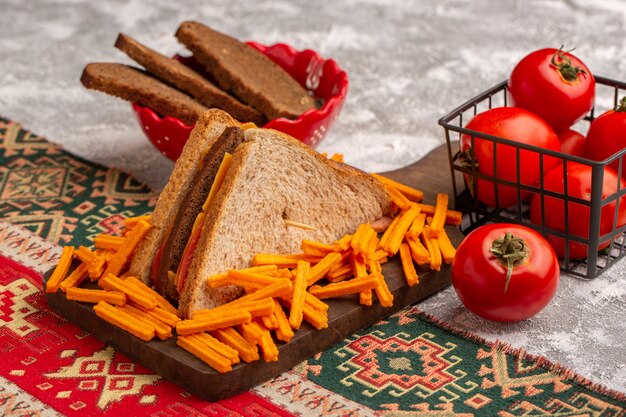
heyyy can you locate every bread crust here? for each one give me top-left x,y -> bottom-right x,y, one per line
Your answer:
129,109 -> 240,283
80,63 -> 207,125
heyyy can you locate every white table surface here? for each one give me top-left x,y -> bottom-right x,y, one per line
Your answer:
1,0 -> 624,393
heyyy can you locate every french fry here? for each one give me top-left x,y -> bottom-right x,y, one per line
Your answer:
224,270 -> 290,290
93,301 -> 155,342
406,237 -> 431,265
283,299 -> 328,329
273,300 -> 294,342
176,310 -> 252,335
309,275 -> 379,299
145,305 -> 181,327
406,212 -> 427,241
119,304 -> 172,340
104,220 -> 151,277
363,232 -> 380,262
332,234 -> 353,252
351,254 -> 372,306
229,280 -> 293,305
124,215 -> 151,229
60,263 -> 89,292
99,273 -> 157,310
194,297 -> 275,320
399,243 -> 419,286
177,335 -> 232,373
94,235 -> 125,251
257,326 -> 279,362
306,252 -> 342,286
350,223 -> 372,255
372,250 -> 388,263
327,264 -> 354,282
190,332 -> 239,365
385,204 -> 421,255
46,246 -> 75,293
386,184 -> 412,210
66,287 -> 127,305
207,265 -> 280,288
289,260 -> 309,330
238,321 -> 264,345
277,268 -> 292,279
421,225 -> 442,271
429,193 -> 448,238
124,276 -> 179,316
369,260 -> 393,307
251,253 -> 321,268
436,227 -> 457,264
371,173 -> 424,202
212,327 -> 260,363
260,313 -> 279,330
74,246 -> 106,280
378,215 -> 401,252
305,293 -> 329,312
328,249 -> 353,273
301,240 -> 334,257
415,203 -> 462,226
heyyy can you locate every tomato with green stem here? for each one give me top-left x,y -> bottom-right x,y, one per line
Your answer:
452,223 -> 559,322
585,97 -> 626,178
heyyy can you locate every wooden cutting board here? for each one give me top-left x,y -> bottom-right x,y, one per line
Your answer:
44,143 -> 464,401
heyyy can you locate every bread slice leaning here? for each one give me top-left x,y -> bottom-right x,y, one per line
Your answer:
129,109 -> 240,283
178,128 -> 391,317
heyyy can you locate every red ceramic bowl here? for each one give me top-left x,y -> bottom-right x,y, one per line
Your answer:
132,42 -> 348,160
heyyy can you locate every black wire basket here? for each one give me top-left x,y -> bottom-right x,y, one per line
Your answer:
439,76 -> 626,279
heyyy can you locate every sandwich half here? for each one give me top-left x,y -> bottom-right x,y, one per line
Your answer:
130,109 -> 390,317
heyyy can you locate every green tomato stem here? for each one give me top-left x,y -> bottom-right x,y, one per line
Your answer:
489,232 -> 530,293
616,97 -> 626,113
551,46 -> 586,83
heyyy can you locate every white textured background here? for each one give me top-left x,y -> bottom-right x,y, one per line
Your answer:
1,0 -> 624,393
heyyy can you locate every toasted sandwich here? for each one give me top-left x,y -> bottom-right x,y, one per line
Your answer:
130,109 -> 390,317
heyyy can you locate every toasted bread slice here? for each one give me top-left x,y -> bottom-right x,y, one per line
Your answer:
178,127 -> 390,317
80,63 -> 207,125
175,21 -> 317,120
129,109 -> 240,283
115,33 -> 266,125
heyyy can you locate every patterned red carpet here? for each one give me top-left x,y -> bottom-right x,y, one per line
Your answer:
0,117 -> 623,416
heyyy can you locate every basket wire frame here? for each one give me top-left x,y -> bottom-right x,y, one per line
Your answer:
439,76 -> 626,279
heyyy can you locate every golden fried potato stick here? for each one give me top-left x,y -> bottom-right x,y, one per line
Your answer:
144,305 -> 181,328
93,235 -> 125,251
189,332 -> 239,365
399,243 -> 419,286
177,335 -> 232,373
429,193 -> 448,238
176,310 -> 252,335
273,300 -> 294,342
60,263 -> 89,292
371,173 -> 424,202
222,270 -> 290,290
350,223 -> 371,255
212,327 -> 260,363
93,301 -> 155,342
237,321 -> 264,345
421,225 -> 442,271
369,260 -> 393,307
309,275 -> 379,300
74,246 -> 106,280
124,215 -> 151,230
405,212 -> 427,241
289,260 -> 309,330
406,237 -> 431,265
124,276 -> 179,316
103,220 -> 151,277
260,313 -> 279,330
194,297 -> 275,320
385,184 -> 412,210
119,304 -> 172,340
306,252 -> 342,286
351,253 -> 372,306
305,293 -> 329,312
385,204 -> 421,255
251,253 -> 322,268
332,234 -> 353,252
327,264 -> 353,283
99,273 -> 157,310
207,265 -> 280,288
435,227 -> 457,264
257,325 -> 279,362
230,280 -> 293,306
301,240 -> 335,257
46,246 -> 74,293
378,215 -> 400,252
414,203 -> 462,226
283,299 -> 328,330
66,287 -> 126,306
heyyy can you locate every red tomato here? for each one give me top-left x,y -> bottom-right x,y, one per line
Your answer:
460,107 -> 560,208
452,223 -> 559,322
508,48 -> 595,132
529,162 -> 626,259
584,97 -> 626,178
558,129 -> 586,157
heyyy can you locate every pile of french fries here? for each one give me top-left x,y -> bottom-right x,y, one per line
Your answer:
45,175 -> 462,374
